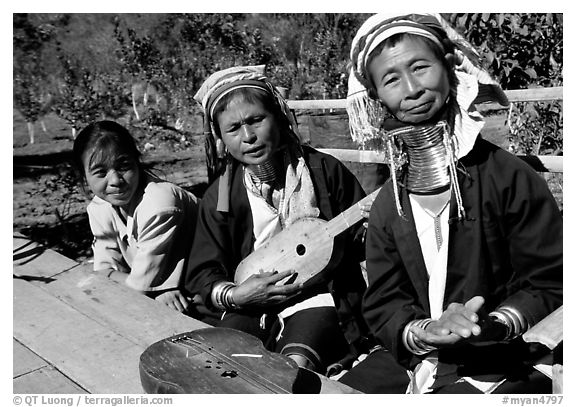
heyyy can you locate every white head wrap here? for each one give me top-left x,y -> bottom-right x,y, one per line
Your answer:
194,65 -> 302,147
194,65 -> 303,212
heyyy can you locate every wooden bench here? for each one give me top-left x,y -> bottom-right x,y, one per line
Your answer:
13,86 -> 561,394
13,233 -> 209,393
13,233 -> 359,394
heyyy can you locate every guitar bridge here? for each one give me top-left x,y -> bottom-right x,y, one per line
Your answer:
169,334 -> 193,343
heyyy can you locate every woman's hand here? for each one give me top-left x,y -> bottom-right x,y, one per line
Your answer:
359,199 -> 374,229
411,296 -> 485,348
359,201 -> 372,220
155,289 -> 191,312
231,270 -> 303,308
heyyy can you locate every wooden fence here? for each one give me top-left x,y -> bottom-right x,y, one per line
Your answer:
287,86 -> 563,173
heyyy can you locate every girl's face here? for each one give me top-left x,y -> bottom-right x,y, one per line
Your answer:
368,36 -> 451,124
215,96 -> 282,166
83,147 -> 140,208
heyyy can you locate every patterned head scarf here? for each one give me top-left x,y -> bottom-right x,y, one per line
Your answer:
194,65 -> 302,212
347,13 -> 509,160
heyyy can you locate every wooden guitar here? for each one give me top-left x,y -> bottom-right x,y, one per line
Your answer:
234,187 -> 381,286
139,327 -> 322,394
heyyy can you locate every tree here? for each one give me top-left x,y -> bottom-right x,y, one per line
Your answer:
443,13 -> 563,156
51,48 -> 125,138
12,13 -> 563,155
113,16 -> 165,121
444,13 -> 562,89
13,14 -> 58,144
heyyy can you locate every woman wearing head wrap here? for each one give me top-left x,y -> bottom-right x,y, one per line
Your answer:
184,65 -> 372,374
338,14 -> 562,393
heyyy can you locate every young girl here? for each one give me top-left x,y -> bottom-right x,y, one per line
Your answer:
73,120 -> 199,313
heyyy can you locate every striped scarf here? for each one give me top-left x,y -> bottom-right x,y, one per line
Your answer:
193,65 -> 303,212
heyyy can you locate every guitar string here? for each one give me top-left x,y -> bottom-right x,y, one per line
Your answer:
241,188 -> 382,279
325,187 -> 381,237
171,337 -> 283,392
182,338 -> 291,393
175,337 -> 292,393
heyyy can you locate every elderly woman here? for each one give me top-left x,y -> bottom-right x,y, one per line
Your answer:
184,65 -> 371,375
337,13 -> 563,393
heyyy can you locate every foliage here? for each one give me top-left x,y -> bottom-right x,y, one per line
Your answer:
13,13 -> 564,262
508,101 -> 563,155
444,13 -> 562,89
13,13 -> 563,156
42,167 -> 78,224
258,14 -> 369,99
445,13 -> 563,154
444,13 -> 563,155
13,56 -> 43,125
50,47 -> 128,137
13,14 -> 59,142
110,13 -> 277,129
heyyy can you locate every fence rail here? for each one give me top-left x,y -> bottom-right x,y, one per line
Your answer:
287,86 -> 563,111
316,148 -> 563,173
288,87 -> 563,173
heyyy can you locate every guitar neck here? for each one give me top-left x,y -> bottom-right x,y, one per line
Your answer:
325,187 -> 381,238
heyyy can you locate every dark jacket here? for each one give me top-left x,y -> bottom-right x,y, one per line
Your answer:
185,145 -> 371,350
364,137 -> 563,373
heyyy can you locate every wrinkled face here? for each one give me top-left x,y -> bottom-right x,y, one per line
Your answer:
216,96 -> 282,166
368,36 -> 450,124
83,148 -> 140,208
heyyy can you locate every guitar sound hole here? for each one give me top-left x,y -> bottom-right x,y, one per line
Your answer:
221,370 -> 238,378
296,244 -> 306,256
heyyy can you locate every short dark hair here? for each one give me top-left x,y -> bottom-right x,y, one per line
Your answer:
72,120 -> 143,195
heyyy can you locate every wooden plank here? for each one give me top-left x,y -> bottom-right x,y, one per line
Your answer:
287,87 -> 563,111
33,270 -> 358,393
318,148 -> 562,173
15,275 -> 358,394
13,339 -> 49,378
298,110 -> 508,146
13,233 -> 208,347
13,236 -> 358,393
38,266 -> 210,348
289,99 -> 348,110
13,233 -> 80,279
482,113 -> 509,148
518,155 -> 563,173
317,376 -> 361,394
14,366 -> 88,394
318,148 -> 387,163
297,110 -> 561,173
505,87 -> 563,103
523,306 -> 563,350
13,278 -> 145,393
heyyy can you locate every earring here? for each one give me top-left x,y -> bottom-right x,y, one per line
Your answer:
216,138 -> 226,159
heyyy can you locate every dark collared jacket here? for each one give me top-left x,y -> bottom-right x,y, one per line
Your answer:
185,145 -> 371,351
364,137 -> 563,375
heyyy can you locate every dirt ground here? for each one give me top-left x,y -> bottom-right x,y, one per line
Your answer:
13,109 -> 563,263
13,110 -> 209,261
12,110 -> 361,262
